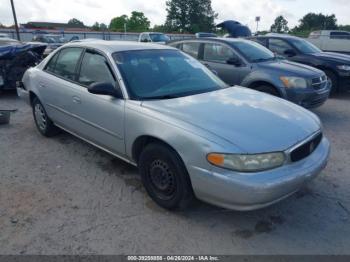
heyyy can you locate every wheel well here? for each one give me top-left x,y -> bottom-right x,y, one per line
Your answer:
29,91 -> 38,106
132,136 -> 177,164
248,81 -> 281,96
316,66 -> 337,76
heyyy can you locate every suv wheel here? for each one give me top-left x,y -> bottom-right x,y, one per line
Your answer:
324,70 -> 338,94
138,143 -> 194,210
254,85 -> 280,97
32,97 -> 60,137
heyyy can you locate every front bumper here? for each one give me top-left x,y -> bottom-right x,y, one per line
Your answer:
284,82 -> 331,109
188,137 -> 330,211
16,81 -> 31,105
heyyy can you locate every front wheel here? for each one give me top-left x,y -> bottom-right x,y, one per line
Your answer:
32,97 -> 60,137
138,143 -> 194,210
324,70 -> 338,94
254,85 -> 280,97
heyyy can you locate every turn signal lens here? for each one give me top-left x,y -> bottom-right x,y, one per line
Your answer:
207,153 -> 225,166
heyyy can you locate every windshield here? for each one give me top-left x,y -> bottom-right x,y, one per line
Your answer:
231,40 -> 275,62
289,38 -> 321,54
113,49 -> 228,100
150,34 -> 170,42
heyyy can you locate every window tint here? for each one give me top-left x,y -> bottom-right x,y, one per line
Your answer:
203,43 -> 235,63
252,38 -> 268,47
182,42 -> 200,58
269,39 -> 293,55
330,32 -> 350,39
78,51 -> 115,86
53,48 -> 83,81
45,51 -> 60,73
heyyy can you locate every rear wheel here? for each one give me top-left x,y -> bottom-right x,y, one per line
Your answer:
138,143 -> 194,210
254,85 -> 280,97
324,70 -> 338,94
32,97 -> 60,137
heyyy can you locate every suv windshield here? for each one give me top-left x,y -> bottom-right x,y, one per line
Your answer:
150,34 -> 170,42
113,49 -> 228,100
231,40 -> 275,62
289,38 -> 321,54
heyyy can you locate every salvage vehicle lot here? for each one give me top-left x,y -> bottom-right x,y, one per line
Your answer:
0,91 -> 350,254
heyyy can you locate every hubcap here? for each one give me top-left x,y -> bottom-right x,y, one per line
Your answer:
149,159 -> 176,200
34,103 -> 47,130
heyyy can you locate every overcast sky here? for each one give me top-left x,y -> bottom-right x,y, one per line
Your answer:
0,0 -> 349,31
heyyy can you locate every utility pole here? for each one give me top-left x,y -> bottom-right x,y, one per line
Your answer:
10,0 -> 21,41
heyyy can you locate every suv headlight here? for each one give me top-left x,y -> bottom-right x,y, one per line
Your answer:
337,65 -> 350,71
207,152 -> 286,172
280,76 -> 308,88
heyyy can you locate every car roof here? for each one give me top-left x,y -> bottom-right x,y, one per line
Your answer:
254,34 -> 301,40
64,40 -> 175,53
172,37 -> 252,44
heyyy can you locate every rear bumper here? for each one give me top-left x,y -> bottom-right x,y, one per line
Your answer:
188,137 -> 330,211
16,81 -> 31,105
284,83 -> 331,108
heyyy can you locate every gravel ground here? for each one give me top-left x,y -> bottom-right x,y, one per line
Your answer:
0,91 -> 350,255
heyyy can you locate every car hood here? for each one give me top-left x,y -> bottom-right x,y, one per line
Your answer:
311,52 -> 350,64
141,87 -> 320,153
259,60 -> 323,77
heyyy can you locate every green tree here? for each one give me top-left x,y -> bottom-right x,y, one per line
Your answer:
68,18 -> 85,27
128,11 -> 150,32
295,13 -> 337,31
100,23 -> 108,31
92,22 -> 100,31
165,0 -> 217,33
109,15 -> 128,31
270,16 -> 289,33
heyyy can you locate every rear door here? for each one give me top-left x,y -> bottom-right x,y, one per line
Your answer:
38,47 -> 84,127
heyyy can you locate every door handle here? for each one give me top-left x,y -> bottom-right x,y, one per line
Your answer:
72,96 -> 81,104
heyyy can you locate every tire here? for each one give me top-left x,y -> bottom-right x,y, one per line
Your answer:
32,97 -> 60,137
324,70 -> 338,95
138,143 -> 194,210
254,85 -> 280,97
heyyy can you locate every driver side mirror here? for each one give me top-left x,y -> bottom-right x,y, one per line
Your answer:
284,49 -> 296,57
227,57 -> 242,66
88,82 -> 123,98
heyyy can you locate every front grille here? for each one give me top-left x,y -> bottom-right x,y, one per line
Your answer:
312,75 -> 328,90
290,133 -> 323,162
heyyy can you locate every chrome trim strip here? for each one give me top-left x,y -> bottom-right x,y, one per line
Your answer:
54,123 -> 137,167
47,103 -> 123,140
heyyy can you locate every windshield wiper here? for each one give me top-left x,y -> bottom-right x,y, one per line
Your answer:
142,94 -> 180,100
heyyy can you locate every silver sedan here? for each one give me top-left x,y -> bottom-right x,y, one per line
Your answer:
17,41 -> 330,211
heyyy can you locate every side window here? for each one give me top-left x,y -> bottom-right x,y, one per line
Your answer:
203,43 -> 235,63
53,48 -> 83,81
182,42 -> 200,58
330,32 -> 350,40
45,51 -> 60,73
253,38 -> 268,47
78,50 -> 115,86
269,39 -> 293,55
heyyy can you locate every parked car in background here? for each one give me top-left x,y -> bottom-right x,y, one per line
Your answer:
169,38 -> 331,108
138,32 -> 170,44
307,30 -> 350,54
251,34 -> 350,93
0,42 -> 46,90
17,41 -> 330,211
30,34 -> 66,56
195,32 -> 217,38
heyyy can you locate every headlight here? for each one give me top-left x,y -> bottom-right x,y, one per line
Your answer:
280,76 -> 308,88
337,65 -> 350,71
207,152 -> 286,172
